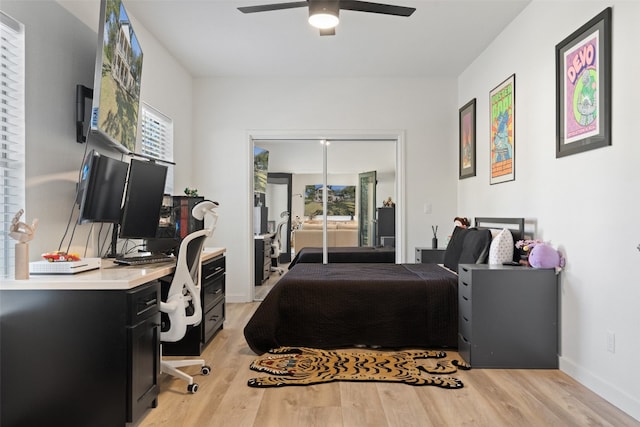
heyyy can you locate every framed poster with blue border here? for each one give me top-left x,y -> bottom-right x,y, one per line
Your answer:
555,7 -> 612,158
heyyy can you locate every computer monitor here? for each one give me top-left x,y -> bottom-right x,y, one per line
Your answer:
119,159 -> 168,239
77,149 -> 128,224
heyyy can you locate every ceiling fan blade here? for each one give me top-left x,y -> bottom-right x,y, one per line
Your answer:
238,1 -> 308,14
339,0 -> 415,17
319,27 -> 336,36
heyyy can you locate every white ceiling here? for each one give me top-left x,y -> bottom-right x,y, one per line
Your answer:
60,0 -> 531,78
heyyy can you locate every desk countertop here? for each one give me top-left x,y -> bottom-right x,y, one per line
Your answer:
0,247 -> 225,291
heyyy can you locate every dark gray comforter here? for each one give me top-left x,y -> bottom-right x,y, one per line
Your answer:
244,263 -> 458,354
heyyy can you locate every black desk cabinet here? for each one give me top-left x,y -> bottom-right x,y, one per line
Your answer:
0,281 -> 160,427
457,264 -> 559,368
255,235 -> 271,285
162,253 -> 226,356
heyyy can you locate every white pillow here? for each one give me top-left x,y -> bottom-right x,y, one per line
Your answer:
488,228 -> 514,264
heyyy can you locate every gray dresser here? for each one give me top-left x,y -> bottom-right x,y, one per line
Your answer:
457,264 -> 559,368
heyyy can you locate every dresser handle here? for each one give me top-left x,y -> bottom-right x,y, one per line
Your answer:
461,281 -> 469,287
463,316 -> 469,322
462,296 -> 468,301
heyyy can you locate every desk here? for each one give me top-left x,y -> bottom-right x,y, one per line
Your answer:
0,248 -> 225,427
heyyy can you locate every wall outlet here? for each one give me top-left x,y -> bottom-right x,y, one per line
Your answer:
606,331 -> 615,353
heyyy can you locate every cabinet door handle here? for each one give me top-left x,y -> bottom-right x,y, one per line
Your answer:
461,281 -> 469,287
462,296 -> 469,301
144,298 -> 157,307
463,315 -> 469,322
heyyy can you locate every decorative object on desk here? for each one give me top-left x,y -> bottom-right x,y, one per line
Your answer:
555,7 -> 611,158
459,98 -> 476,179
383,196 -> 395,207
9,209 -> 39,280
490,74 -> 515,185
184,187 -> 199,197
516,240 -> 565,272
248,347 -> 469,388
431,225 -> 438,249
41,251 -> 81,262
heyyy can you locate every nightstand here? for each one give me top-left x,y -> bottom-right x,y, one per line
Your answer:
457,264 -> 559,368
415,247 -> 445,263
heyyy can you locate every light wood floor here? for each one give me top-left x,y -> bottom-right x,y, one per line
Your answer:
138,302 -> 639,427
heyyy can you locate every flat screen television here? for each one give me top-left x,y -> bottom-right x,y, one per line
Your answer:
119,159 -> 168,239
89,0 -> 143,153
77,149 -> 129,224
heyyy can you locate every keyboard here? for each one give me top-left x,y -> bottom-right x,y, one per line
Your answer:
114,253 -> 175,266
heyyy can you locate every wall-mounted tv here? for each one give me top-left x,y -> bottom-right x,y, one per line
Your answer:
77,149 -> 129,224
90,0 -> 143,153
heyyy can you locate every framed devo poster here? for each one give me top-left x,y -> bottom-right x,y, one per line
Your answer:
489,74 -> 515,185
555,7 -> 612,158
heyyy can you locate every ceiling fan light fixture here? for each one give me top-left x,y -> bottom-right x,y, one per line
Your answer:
308,2 -> 339,29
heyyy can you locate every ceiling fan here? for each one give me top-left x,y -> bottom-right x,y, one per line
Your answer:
238,0 -> 416,36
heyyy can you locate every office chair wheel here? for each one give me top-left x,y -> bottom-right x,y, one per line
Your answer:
188,383 -> 199,393
201,365 -> 211,375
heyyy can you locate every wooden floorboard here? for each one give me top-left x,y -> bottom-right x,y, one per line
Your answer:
138,302 -> 639,427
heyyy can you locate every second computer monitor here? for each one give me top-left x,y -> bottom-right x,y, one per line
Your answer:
119,159 -> 168,240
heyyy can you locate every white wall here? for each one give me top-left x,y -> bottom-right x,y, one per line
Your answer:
192,77 -> 459,302
2,0 -> 194,260
458,1 -> 640,419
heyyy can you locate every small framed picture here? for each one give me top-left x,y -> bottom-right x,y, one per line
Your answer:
490,74 -> 515,185
555,7 -> 612,158
459,98 -> 476,179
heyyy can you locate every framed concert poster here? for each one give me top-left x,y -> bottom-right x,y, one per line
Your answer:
489,74 -> 515,185
555,7 -> 612,158
459,98 -> 476,179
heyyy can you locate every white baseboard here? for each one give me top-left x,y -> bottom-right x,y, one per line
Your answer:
560,356 -> 640,422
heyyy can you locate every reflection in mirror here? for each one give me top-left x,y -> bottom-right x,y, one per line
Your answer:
252,139 -> 396,301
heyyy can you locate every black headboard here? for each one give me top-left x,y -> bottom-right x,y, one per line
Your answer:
474,217 -> 525,243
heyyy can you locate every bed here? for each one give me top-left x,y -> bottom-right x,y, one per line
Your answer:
244,217 -> 525,355
288,246 -> 395,268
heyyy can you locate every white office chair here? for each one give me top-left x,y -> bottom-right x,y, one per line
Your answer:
160,200 -> 219,393
269,211 -> 289,275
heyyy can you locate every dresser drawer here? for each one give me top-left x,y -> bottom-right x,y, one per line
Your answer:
203,300 -> 225,343
458,333 -> 471,363
202,255 -> 225,282
458,308 -> 472,341
458,264 -> 473,284
128,281 -> 160,326
203,276 -> 224,313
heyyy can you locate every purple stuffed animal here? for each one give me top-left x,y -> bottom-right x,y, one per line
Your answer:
528,243 -> 565,270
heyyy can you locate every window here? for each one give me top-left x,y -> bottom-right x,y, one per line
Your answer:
1,12 -> 25,278
140,102 -> 174,194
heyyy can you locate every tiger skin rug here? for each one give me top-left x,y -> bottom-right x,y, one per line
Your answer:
247,347 -> 470,389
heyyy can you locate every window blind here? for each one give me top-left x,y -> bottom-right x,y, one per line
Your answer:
140,102 -> 174,194
1,12 -> 25,278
